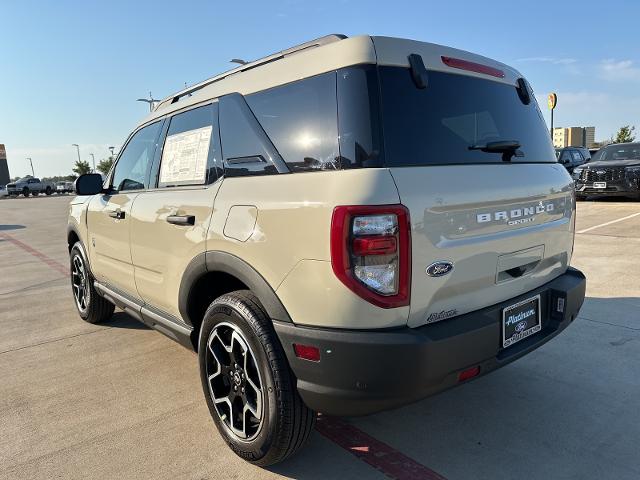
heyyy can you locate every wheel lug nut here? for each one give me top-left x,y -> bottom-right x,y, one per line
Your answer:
241,387 -> 245,393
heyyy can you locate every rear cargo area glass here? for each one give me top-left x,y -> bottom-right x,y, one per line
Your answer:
378,67 -> 556,166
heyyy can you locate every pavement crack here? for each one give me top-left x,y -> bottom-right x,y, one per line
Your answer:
579,315 -> 640,332
0,328 -> 106,355
0,276 -> 68,296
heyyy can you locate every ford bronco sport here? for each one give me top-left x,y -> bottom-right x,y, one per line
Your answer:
68,34 -> 586,466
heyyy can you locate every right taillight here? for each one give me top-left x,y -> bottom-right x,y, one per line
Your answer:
330,205 -> 411,308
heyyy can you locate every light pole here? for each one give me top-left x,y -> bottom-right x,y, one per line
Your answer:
136,91 -> 160,112
108,146 -> 115,158
26,158 -> 35,176
89,153 -> 95,173
71,144 -> 81,164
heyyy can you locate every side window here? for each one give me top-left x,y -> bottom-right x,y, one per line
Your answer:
559,150 -> 572,163
157,104 -> 219,187
246,72 -> 339,172
112,121 -> 162,192
572,150 -> 583,162
219,94 -> 285,177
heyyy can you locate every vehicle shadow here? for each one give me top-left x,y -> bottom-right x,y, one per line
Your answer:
271,296 -> 639,480
0,224 -> 26,231
108,311 -> 150,330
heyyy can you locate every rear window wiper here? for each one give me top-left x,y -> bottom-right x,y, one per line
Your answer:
468,140 -> 523,162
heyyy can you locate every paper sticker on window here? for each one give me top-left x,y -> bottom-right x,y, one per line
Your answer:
160,125 -> 212,184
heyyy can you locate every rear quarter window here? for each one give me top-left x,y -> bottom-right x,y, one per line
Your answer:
246,72 -> 339,172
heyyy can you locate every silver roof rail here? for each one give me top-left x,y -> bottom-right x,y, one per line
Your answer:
155,34 -> 347,111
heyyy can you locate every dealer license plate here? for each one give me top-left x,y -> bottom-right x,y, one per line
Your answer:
502,295 -> 541,348
593,182 -> 606,189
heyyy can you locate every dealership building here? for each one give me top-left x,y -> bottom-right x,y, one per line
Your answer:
552,127 -> 596,149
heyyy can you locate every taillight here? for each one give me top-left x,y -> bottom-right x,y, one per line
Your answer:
330,205 -> 411,308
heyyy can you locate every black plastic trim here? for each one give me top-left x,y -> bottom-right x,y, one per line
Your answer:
177,251 -> 293,328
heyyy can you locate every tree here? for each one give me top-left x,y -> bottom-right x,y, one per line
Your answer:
96,156 -> 114,175
73,160 -> 91,176
613,125 -> 636,144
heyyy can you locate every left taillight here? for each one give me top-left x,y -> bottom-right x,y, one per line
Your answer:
330,205 -> 411,308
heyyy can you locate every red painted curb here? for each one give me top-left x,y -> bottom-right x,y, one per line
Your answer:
0,233 -> 69,277
316,416 -> 447,480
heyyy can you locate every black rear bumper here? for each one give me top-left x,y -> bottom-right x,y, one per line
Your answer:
274,267 -> 586,417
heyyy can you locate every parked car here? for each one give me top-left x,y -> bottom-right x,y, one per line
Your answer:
555,147 -> 590,174
67,34 -> 586,466
56,181 -> 74,194
574,142 -> 640,200
6,176 -> 54,196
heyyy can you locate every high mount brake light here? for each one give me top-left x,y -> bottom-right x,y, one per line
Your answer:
330,205 -> 411,308
441,56 -> 505,78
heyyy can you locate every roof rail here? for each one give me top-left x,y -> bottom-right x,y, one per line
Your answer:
155,34 -> 348,111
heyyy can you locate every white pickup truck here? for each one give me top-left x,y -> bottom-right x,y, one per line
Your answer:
6,177 -> 55,197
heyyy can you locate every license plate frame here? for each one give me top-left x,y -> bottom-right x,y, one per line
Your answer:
593,182 -> 607,189
502,295 -> 542,349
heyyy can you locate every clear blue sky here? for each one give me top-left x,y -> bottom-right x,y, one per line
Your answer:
2,0 -> 638,178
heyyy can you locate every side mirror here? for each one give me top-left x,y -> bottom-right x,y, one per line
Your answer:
74,173 -> 104,195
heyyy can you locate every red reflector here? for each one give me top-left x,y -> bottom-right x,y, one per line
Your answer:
352,235 -> 397,256
441,56 -> 505,78
458,366 -> 481,382
293,344 -> 321,362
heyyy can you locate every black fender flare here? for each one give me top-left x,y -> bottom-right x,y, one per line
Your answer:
178,251 -> 293,327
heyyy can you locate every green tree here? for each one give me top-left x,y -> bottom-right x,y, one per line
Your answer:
73,160 -> 91,176
613,125 -> 636,143
96,156 -> 114,175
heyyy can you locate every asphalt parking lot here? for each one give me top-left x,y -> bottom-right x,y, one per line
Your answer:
1,195 -> 639,480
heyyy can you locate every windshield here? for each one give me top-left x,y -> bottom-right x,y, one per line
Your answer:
378,67 -> 556,166
592,144 -> 640,161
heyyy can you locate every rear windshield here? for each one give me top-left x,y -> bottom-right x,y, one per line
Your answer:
378,67 -> 556,166
592,144 -> 640,161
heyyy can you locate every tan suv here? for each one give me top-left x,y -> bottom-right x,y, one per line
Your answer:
68,34 -> 586,465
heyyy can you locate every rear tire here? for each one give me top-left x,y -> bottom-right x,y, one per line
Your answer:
45,186 -> 52,195
70,242 -> 114,324
198,290 -> 315,466
22,188 -> 29,197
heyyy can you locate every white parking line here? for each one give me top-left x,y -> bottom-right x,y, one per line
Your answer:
577,212 -> 640,234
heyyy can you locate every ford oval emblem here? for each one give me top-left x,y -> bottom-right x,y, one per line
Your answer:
426,261 -> 454,277
515,321 -> 527,333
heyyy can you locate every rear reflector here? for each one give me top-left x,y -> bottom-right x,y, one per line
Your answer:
293,344 -> 321,362
352,235 -> 397,256
441,56 -> 505,78
458,366 -> 481,382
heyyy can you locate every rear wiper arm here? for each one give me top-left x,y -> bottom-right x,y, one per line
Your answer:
468,140 -> 522,162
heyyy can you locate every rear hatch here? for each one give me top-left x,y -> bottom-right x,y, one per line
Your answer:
372,38 -> 575,327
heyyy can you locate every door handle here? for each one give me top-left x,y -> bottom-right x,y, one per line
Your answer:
108,209 -> 125,219
166,214 -> 195,226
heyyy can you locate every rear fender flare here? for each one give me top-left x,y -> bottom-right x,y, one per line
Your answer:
178,251 -> 292,327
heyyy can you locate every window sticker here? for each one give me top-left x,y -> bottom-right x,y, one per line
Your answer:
160,125 -> 212,184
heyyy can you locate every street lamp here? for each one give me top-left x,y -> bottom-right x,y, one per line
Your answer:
108,146 -> 116,158
136,91 -> 160,112
71,144 -> 81,164
26,158 -> 34,176
89,153 -> 95,173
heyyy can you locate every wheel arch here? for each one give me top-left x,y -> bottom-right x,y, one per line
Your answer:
179,251 -> 293,350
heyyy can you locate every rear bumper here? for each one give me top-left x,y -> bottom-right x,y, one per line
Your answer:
274,267 -> 586,416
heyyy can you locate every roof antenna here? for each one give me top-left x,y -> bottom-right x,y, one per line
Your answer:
230,58 -> 248,65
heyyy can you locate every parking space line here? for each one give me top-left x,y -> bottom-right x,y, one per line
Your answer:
316,416 -> 447,480
0,233 -> 69,277
577,212 -> 640,234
